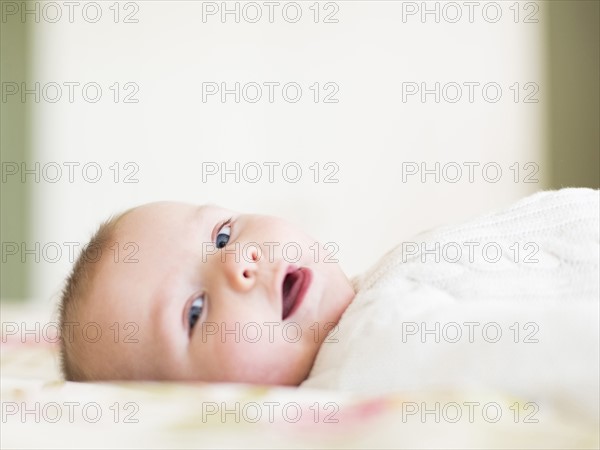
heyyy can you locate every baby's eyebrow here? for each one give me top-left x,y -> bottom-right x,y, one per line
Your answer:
147,272 -> 199,365
149,204 -> 210,347
197,203 -> 212,216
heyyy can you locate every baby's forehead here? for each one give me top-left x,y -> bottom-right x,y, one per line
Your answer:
113,202 -> 196,236
80,272 -> 169,373
86,201 -> 234,339
121,202 -> 227,224
75,307 -> 169,380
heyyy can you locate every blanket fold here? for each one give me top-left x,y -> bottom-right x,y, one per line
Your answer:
303,188 -> 600,423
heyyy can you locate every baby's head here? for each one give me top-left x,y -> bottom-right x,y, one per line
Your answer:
59,202 -> 355,385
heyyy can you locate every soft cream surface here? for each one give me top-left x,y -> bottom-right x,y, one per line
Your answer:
304,188 -> 600,424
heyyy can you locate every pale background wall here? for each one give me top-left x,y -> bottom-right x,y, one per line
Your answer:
4,1 -> 595,304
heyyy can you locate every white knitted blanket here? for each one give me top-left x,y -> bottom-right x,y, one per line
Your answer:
302,188 -> 600,422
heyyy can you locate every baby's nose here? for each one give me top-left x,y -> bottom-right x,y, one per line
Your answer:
223,244 -> 260,291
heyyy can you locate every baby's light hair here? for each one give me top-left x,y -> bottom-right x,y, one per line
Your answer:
58,208 -> 132,381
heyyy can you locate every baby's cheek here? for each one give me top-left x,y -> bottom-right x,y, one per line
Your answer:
207,331 -> 310,385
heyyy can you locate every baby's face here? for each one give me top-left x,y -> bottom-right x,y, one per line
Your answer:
80,202 -> 355,384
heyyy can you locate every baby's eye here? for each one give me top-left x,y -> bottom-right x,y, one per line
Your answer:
215,220 -> 232,249
188,295 -> 205,333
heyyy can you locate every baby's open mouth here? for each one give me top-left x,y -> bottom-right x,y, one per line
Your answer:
281,267 -> 312,320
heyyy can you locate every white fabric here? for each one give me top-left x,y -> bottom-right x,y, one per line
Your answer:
302,188 -> 600,421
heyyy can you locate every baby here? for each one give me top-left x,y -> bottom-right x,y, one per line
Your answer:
59,189 -> 600,421
58,202 -> 356,385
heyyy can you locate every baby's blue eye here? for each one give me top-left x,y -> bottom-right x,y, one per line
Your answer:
188,296 -> 204,332
215,224 -> 231,249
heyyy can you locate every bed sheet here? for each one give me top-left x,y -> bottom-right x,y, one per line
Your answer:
1,303 -> 598,449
